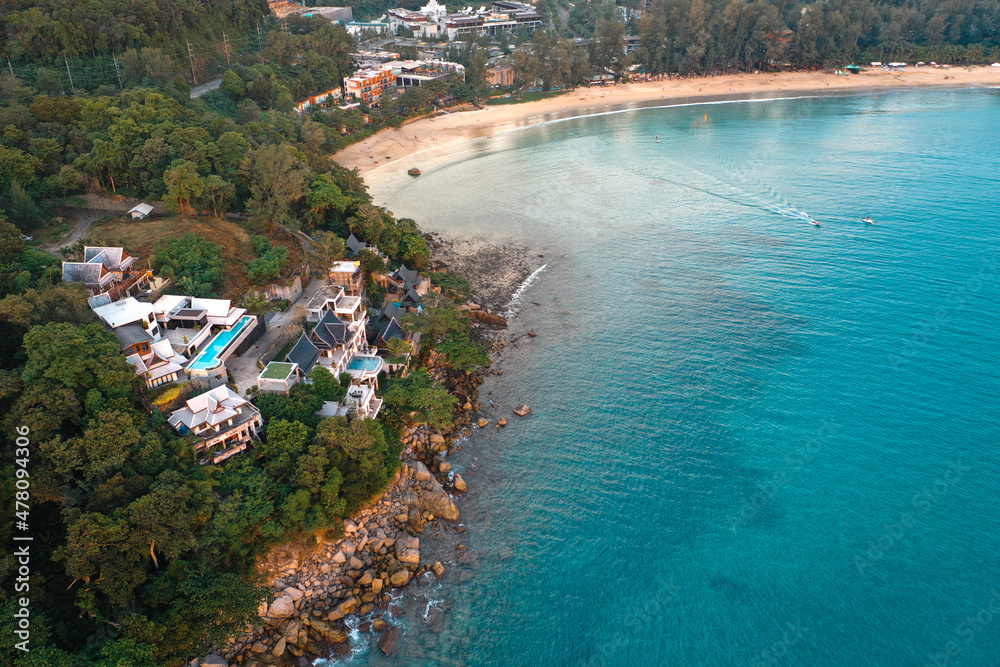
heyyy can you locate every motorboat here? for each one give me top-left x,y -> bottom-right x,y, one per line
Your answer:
862,216 -> 874,224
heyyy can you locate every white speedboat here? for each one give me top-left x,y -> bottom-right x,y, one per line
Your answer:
862,216 -> 874,224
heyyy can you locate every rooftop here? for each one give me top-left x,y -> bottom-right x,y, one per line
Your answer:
260,361 -> 297,380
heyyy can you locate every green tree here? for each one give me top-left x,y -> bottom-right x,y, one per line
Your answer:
163,160 -> 205,216
382,369 -> 457,430
242,143 -> 310,237
153,233 -> 225,297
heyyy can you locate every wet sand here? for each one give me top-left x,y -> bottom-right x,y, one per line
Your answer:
333,66 -> 1000,175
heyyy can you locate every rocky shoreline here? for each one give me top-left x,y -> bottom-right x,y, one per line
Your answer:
197,242 -> 536,667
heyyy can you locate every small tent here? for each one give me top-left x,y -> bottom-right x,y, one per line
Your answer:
128,203 -> 155,220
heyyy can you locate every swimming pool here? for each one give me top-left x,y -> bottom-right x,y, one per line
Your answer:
188,315 -> 255,371
346,355 -> 383,374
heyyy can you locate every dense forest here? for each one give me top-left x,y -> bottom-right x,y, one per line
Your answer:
0,9 -> 489,667
454,0 -> 1000,92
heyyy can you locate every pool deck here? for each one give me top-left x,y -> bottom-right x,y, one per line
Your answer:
188,315 -> 256,372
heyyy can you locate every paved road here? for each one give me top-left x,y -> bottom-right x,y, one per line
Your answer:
556,2 -> 570,31
227,278 -> 327,393
190,78 -> 222,98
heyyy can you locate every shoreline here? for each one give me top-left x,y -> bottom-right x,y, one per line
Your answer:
214,241 -> 533,666
332,66 -> 1000,175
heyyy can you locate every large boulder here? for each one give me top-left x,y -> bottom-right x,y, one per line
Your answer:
396,535 -> 420,564
271,638 -> 286,658
412,468 -> 460,522
283,587 -> 303,602
280,619 -> 302,644
200,656 -> 228,667
327,597 -> 358,621
513,404 -> 531,416
380,626 -> 401,656
310,619 -> 348,643
390,570 -> 412,587
453,474 -> 467,493
267,595 -> 295,620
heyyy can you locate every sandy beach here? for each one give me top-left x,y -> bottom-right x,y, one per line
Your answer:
333,66 -> 1000,174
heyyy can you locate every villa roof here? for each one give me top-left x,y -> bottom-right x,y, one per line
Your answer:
92,297 -> 154,329
375,301 -> 403,326
346,234 -> 365,253
63,261 -> 109,286
153,294 -> 189,316
400,287 -> 422,306
189,297 -> 232,318
115,323 -> 153,349
394,264 -> 424,288
331,260 -> 361,274
168,385 -> 255,431
311,310 -> 351,348
379,316 -> 408,344
84,246 -> 135,271
287,334 -> 321,372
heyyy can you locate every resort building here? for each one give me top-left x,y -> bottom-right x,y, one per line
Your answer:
388,0 -> 540,39
257,361 -> 301,395
329,260 -> 364,296
344,68 -> 394,106
486,66 -> 514,87
287,307 -> 370,377
294,88 -> 343,114
381,264 -> 430,303
387,60 -> 465,87
168,385 -> 263,464
62,246 -> 152,301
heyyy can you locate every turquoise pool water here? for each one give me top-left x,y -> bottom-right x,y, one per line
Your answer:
347,355 -> 383,373
188,315 -> 254,371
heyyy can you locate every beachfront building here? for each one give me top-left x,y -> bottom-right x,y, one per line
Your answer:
62,245 -> 152,301
381,264 -> 430,302
346,233 -> 384,258
388,59 -> 465,87
295,88 -> 343,114
168,385 -> 262,464
286,307 -> 370,377
344,68 -> 394,106
486,66 -> 514,87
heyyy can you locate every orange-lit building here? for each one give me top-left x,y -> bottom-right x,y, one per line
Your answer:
344,68 -> 394,105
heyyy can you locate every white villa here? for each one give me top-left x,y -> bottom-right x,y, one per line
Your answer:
287,283 -> 383,378
168,385 -> 263,464
317,380 -> 383,420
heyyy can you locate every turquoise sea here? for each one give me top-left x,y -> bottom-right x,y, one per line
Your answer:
345,89 -> 1000,666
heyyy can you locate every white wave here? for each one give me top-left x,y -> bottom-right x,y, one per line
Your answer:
505,263 -> 548,317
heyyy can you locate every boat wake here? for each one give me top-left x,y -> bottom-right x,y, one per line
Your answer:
504,263 -> 548,317
638,163 -> 818,225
